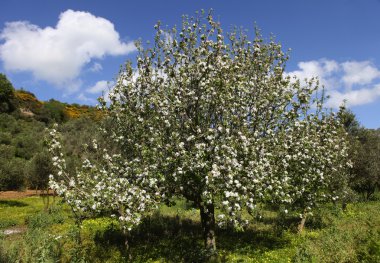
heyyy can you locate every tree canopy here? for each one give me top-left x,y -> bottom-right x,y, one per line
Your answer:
0,73 -> 17,113
48,11 -> 351,251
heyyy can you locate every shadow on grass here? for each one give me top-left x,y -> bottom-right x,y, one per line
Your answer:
97,212 -> 292,262
0,200 -> 28,207
128,214 -> 204,262
87,208 -> 336,262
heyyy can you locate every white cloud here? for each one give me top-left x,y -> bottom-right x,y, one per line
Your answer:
287,59 -> 339,88
65,79 -> 83,94
287,59 -> 380,108
86,80 -> 114,94
77,92 -> 96,103
89,62 -> 103,72
342,61 -> 380,87
0,9 -> 136,91
327,85 -> 380,108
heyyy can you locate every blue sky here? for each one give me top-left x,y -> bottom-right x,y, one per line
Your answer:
0,0 -> 379,128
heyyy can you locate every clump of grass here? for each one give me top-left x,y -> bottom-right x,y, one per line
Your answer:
293,202 -> 380,263
0,218 -> 17,229
25,206 -> 65,229
0,197 -> 48,226
0,205 -> 66,263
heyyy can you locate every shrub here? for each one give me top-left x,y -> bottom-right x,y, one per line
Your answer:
0,158 -> 26,191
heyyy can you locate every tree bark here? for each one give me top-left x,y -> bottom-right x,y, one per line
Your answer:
200,203 -> 216,251
124,231 -> 129,250
119,206 -> 130,251
52,189 -> 56,205
46,189 -> 50,210
298,209 -> 307,234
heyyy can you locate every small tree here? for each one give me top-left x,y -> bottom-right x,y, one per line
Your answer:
351,129 -> 380,200
29,151 -> 54,190
26,151 -> 55,209
0,157 -> 26,191
339,107 -> 361,136
0,73 -> 17,113
47,126 -> 159,248
339,108 -> 379,200
270,110 -> 350,232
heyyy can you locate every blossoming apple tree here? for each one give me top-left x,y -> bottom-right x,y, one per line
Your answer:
48,11 -> 350,251
47,126 -> 160,246
267,108 -> 351,232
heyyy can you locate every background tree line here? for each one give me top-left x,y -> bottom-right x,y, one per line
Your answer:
339,108 -> 380,200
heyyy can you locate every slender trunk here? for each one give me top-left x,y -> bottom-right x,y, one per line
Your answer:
42,190 -> 46,208
298,209 -> 307,234
52,189 -> 56,205
119,206 -> 131,251
123,229 -> 129,250
72,219 -> 83,261
200,203 -> 216,251
122,228 -> 133,260
46,189 -> 50,210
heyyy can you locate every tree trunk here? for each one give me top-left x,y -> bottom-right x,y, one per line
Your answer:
342,202 -> 347,211
124,231 -> 129,250
52,189 -> 56,205
46,189 -> 50,210
122,228 -> 133,260
298,209 -> 307,234
200,203 -> 216,251
119,206 -> 131,251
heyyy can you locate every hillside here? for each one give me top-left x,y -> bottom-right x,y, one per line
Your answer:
1,73 -> 102,123
14,89 -> 102,123
0,73 -> 101,192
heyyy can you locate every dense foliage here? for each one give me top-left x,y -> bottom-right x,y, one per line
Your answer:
0,73 -> 17,113
340,109 -> 380,200
351,129 -> 380,199
0,74 -> 100,191
0,112 -> 100,191
0,113 -> 45,191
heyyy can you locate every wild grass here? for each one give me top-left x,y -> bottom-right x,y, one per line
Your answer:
0,195 -> 380,262
0,197 -> 48,228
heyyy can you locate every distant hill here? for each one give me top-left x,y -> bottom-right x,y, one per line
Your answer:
1,73 -> 102,123
1,73 -> 103,192
15,89 -> 103,123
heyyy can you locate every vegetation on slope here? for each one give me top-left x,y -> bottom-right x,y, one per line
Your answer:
0,73 -> 101,192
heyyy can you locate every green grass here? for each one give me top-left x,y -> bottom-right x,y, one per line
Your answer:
0,196 -> 48,228
1,196 -> 380,262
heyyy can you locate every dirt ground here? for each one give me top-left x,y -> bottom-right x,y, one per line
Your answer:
0,190 -> 53,199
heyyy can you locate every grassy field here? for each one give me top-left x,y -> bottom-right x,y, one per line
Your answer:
1,194 -> 380,262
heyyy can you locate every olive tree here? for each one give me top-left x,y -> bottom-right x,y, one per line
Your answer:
338,108 -> 379,201
0,73 -> 17,113
49,11 -> 350,251
351,129 -> 380,200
